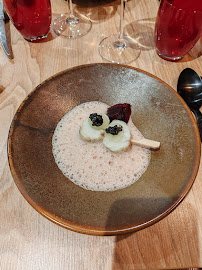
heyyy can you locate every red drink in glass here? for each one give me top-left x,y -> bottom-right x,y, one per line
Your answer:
155,0 -> 202,61
3,0 -> 52,41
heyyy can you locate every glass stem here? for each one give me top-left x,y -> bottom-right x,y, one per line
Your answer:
114,0 -> 127,48
119,0 -> 126,40
69,0 -> 74,17
66,0 -> 79,24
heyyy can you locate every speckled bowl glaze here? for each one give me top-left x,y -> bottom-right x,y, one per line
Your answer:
8,63 -> 201,235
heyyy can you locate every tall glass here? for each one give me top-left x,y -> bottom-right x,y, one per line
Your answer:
3,0 -> 52,41
99,0 -> 140,64
155,0 -> 202,61
53,0 -> 92,38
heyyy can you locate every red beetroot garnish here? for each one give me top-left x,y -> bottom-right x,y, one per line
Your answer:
107,103 -> 131,123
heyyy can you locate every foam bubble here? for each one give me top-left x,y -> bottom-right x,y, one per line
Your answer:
52,101 -> 151,192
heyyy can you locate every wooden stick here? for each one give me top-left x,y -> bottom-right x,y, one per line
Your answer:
131,138 -> 160,150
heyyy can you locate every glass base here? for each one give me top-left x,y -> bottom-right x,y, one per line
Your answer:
24,33 -> 49,42
99,34 -> 140,64
156,49 -> 183,62
53,13 -> 92,38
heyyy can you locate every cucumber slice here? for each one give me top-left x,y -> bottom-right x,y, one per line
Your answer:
88,113 -> 110,130
103,120 -> 131,152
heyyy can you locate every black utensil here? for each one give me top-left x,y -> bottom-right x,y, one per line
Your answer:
177,68 -> 202,141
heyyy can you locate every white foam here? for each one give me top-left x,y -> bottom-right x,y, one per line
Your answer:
52,101 -> 151,192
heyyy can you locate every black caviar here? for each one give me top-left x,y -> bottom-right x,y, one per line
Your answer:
89,113 -> 103,126
105,125 -> 122,135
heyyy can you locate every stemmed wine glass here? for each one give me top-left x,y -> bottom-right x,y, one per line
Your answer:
53,0 -> 92,38
99,0 -> 140,64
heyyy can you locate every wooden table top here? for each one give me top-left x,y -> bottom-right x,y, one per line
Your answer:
0,0 -> 201,269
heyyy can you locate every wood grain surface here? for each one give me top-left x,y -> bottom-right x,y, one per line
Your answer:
0,0 -> 201,269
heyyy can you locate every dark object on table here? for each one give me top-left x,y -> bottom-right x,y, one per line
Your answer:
177,68 -> 202,141
0,0 -> 12,58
